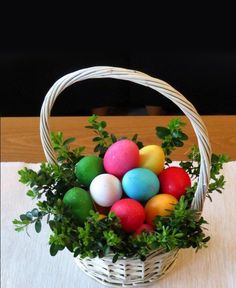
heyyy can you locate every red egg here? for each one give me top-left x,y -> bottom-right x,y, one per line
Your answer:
110,199 -> 145,233
134,224 -> 154,235
159,166 -> 191,200
104,140 -> 139,178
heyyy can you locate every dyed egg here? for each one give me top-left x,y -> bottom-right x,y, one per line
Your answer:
110,199 -> 145,233
145,194 -> 178,226
63,187 -> 94,224
75,155 -> 104,187
122,168 -> 160,202
103,140 -> 139,178
90,174 -> 122,207
159,166 -> 191,200
139,145 -> 165,175
134,223 -> 154,235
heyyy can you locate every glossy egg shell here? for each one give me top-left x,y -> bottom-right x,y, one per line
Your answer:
103,140 -> 139,178
139,145 -> 165,175
145,193 -> 178,226
90,174 -> 123,207
159,166 -> 191,200
110,198 -> 145,233
63,187 -> 94,224
122,168 -> 160,202
75,155 -> 104,187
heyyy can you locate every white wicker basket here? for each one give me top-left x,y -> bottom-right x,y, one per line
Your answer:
40,66 -> 212,287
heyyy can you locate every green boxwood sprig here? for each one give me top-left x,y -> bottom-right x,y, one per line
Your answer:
12,116 -> 229,262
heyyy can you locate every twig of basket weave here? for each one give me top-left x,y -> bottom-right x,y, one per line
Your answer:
40,66 -> 211,212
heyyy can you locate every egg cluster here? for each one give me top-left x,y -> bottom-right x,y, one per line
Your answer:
63,139 -> 191,234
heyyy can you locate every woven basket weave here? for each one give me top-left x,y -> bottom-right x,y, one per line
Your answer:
40,66 -> 212,287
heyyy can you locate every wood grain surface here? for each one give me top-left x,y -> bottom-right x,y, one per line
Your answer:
1,115 -> 236,162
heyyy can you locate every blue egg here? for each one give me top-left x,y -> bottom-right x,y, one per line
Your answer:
122,168 -> 160,202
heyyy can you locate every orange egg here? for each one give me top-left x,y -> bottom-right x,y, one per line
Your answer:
145,194 -> 178,226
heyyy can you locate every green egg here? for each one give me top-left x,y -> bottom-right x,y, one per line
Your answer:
63,187 -> 94,224
75,155 -> 104,187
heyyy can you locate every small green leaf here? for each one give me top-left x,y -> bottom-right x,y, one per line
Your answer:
26,212 -> 33,220
31,208 -> 39,217
20,214 -> 29,221
112,253 -> 119,263
35,220 -> 42,233
100,121 -> 107,128
132,133 -> 138,142
73,248 -> 80,258
111,134 -> 117,143
26,190 -> 36,198
63,137 -> 76,146
93,137 -> 102,142
173,139 -> 184,147
50,244 -> 59,256
166,158 -> 172,164
94,144 -> 101,152
156,127 -> 170,139
172,130 -> 188,140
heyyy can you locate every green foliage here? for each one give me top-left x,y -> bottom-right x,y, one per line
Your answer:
156,118 -> 188,163
180,145 -> 229,200
13,208 -> 44,234
85,114 -> 143,157
154,197 -> 210,251
13,115 -> 228,262
50,131 -> 85,164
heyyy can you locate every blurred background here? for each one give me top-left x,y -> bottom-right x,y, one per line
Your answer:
1,50 -> 236,116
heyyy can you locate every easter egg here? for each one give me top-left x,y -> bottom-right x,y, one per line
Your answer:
159,166 -> 191,200
90,174 -> 122,207
75,155 -> 104,187
104,140 -> 139,178
145,194 -> 178,226
63,187 -> 94,224
122,168 -> 160,202
139,145 -> 165,175
110,199 -> 145,233
134,223 -> 154,235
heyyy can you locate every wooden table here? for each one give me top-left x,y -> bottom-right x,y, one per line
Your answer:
2,116 -> 236,288
1,115 -> 236,162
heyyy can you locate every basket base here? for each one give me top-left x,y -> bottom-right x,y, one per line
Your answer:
75,249 -> 179,287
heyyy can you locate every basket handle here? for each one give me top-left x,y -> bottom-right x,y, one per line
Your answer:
40,66 -> 211,212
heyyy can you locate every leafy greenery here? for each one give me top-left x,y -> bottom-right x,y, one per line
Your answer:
13,116 -> 228,262
179,145 -> 229,200
50,131 -> 85,164
154,196 -> 210,251
85,114 -> 143,157
156,118 -> 188,163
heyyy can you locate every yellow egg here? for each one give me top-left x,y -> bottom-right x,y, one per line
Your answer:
139,145 -> 165,175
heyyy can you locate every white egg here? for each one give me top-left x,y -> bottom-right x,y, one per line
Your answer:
90,174 -> 123,207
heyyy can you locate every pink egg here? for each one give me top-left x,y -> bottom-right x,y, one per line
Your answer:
104,140 -> 139,178
110,199 -> 145,233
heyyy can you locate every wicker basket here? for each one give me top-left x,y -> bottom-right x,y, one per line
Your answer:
40,66 -> 212,287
